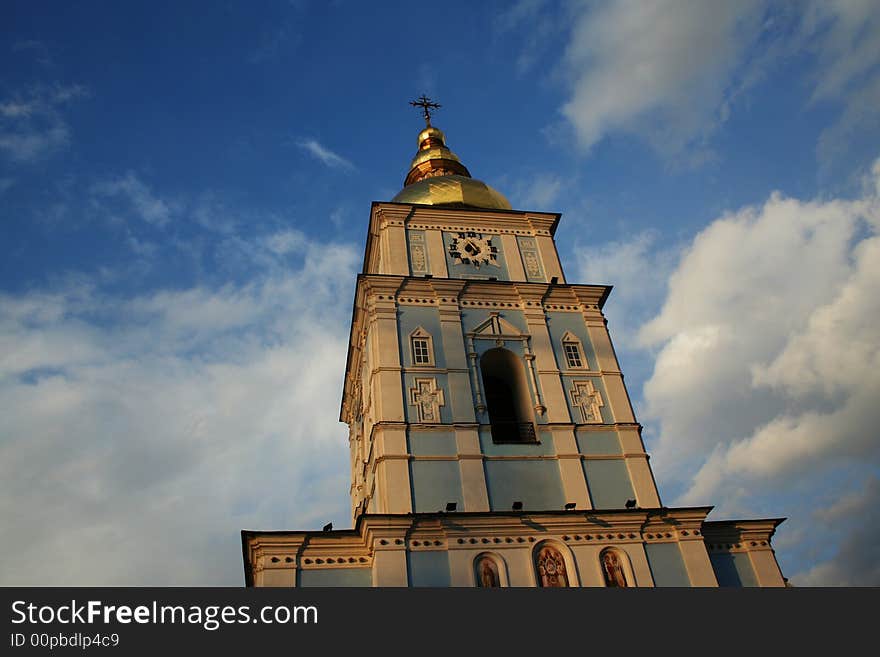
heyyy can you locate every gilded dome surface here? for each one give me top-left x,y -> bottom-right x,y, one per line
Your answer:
391,175 -> 512,210
393,120 -> 512,210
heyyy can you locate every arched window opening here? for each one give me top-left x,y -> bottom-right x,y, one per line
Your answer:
600,549 -> 630,587
480,348 -> 536,443
474,555 -> 502,587
535,543 -> 569,587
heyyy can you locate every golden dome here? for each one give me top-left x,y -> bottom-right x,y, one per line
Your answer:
393,123 -> 512,210
392,175 -> 512,210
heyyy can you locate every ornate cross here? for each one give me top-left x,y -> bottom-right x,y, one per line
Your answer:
409,378 -> 445,423
410,95 -> 441,126
570,380 -> 604,423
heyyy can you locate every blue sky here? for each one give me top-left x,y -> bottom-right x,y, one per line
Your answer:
2,0 -> 879,585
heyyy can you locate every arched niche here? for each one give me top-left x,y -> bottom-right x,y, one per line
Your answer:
599,547 -> 635,588
479,347 -> 536,443
533,540 -> 578,587
473,552 -> 508,587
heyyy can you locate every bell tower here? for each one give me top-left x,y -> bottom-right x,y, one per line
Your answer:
341,111 -> 662,522
242,102 -> 788,588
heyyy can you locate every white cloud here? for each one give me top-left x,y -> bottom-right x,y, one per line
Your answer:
801,1 -> 880,167
572,230 -> 678,348
510,174 -> 565,210
802,0 -> 880,103
816,69 -> 880,168
262,229 -> 307,255
91,172 -> 174,227
0,233 -> 359,585
297,138 -> 355,170
630,159 -> 880,585
560,0 -> 766,154
191,192 -> 241,234
795,477 -> 880,586
549,1 -> 880,165
0,84 -> 87,162
639,174 -> 880,497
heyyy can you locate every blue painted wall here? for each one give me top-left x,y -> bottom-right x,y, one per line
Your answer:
583,459 -> 635,509
403,373 -> 453,424
576,430 -> 622,455
479,426 -> 555,456
545,311 -> 599,371
645,543 -> 692,587
397,305 -> 446,368
409,430 -> 458,456
485,459 -> 565,511
442,231 -> 509,280
408,550 -> 451,587
710,552 -> 759,587
560,375 -> 613,424
298,568 -> 372,587
410,460 -> 463,513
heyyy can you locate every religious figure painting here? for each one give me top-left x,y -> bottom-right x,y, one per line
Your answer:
601,550 -> 629,587
535,545 -> 568,587
475,556 -> 500,587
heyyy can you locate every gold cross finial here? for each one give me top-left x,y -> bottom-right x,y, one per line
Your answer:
410,95 -> 441,126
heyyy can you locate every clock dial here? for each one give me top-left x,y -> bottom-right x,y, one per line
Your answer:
448,232 -> 498,268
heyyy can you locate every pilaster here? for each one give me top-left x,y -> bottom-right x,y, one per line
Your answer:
618,426 -> 661,506
374,426 -> 412,514
748,548 -> 786,586
679,539 -> 719,587
364,517 -> 411,586
552,428 -> 592,510
381,223 -> 409,274
519,293 -> 569,422
433,282 -> 475,422
455,427 -> 489,511
535,234 -> 564,282
370,296 -> 405,422
624,544 -> 655,587
499,233 -> 526,281
424,230 -> 449,278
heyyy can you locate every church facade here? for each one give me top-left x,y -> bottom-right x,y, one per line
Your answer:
241,108 -> 787,587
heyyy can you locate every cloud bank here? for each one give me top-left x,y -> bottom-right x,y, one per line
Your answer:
554,0 -> 880,163
629,159 -> 880,584
0,230 -> 358,585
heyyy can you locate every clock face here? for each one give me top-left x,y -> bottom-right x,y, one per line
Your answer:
448,232 -> 498,268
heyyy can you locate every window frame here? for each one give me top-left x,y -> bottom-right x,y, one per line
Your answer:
560,331 -> 587,370
409,327 -> 435,367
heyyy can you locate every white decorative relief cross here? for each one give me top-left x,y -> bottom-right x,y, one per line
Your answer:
409,378 -> 445,423
569,380 -> 604,423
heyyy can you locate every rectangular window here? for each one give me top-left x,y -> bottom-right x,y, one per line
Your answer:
412,338 -> 431,365
564,342 -> 583,368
